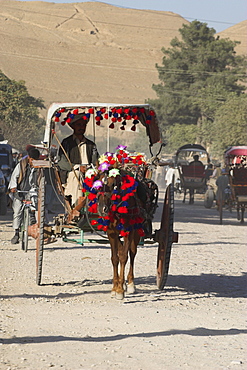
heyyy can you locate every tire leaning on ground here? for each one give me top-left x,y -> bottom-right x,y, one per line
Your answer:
204,189 -> 214,209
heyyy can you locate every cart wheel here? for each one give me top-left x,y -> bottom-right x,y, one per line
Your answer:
21,207 -> 29,252
36,175 -> 45,285
204,189 -> 214,209
156,183 -> 175,290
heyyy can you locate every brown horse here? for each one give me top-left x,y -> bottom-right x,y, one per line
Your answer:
87,172 -> 145,299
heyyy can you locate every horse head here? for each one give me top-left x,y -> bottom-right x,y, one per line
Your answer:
97,173 -> 118,217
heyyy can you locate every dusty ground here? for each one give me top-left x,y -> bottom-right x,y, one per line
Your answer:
0,189 -> 246,370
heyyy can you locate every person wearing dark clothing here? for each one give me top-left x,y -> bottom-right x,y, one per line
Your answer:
8,148 -> 40,244
189,154 -> 204,166
57,113 -> 99,207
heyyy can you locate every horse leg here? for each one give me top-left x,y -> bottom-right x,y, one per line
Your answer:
126,230 -> 140,294
240,206 -> 245,223
182,188 -> 186,203
113,236 -> 130,300
107,227 -> 121,297
189,189 -> 194,204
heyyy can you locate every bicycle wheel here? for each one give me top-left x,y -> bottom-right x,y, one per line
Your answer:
21,206 -> 29,252
36,175 -> 45,285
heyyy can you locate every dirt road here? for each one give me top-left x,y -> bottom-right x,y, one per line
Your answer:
1,191 -> 246,369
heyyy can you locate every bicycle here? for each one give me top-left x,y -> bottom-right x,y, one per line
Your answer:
17,187 -> 38,252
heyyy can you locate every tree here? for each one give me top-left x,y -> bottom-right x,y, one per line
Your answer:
0,71 -> 45,150
210,94 -> 247,157
148,21 -> 247,153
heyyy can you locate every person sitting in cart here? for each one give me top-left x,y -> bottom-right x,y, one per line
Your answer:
57,113 -> 99,207
8,147 -> 40,244
189,154 -> 203,166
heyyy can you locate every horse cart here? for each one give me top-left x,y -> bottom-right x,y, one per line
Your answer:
174,144 -> 210,204
217,146 -> 247,224
29,103 -> 178,298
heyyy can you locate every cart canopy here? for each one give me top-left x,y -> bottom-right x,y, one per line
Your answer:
175,144 -> 210,165
224,146 -> 247,168
224,146 -> 247,157
43,103 -> 161,148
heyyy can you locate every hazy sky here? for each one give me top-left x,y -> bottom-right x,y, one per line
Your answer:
18,0 -> 247,32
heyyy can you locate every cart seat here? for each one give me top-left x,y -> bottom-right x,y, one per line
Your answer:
232,168 -> 247,185
181,165 -> 205,178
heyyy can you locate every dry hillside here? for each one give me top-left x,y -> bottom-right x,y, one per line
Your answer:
218,20 -> 247,56
0,0 -> 190,110
0,1 -> 246,128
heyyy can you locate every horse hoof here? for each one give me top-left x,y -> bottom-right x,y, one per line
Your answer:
127,282 -> 135,294
111,290 -> 116,298
115,292 -> 124,300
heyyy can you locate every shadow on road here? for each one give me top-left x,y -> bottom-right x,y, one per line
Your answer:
2,327 -> 247,345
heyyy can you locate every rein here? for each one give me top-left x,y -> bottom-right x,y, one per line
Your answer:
84,197 -> 109,239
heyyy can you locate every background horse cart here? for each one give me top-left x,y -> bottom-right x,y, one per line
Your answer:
217,146 -> 247,224
29,103 -> 178,298
175,144 -> 210,204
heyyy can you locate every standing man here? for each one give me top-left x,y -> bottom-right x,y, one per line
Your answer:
210,163 -> 222,179
8,147 -> 40,244
57,113 -> 99,207
216,168 -> 229,206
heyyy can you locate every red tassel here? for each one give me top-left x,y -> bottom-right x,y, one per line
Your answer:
137,229 -> 145,237
88,193 -> 97,200
118,206 -> 128,214
89,203 -> 98,213
120,230 -> 129,237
